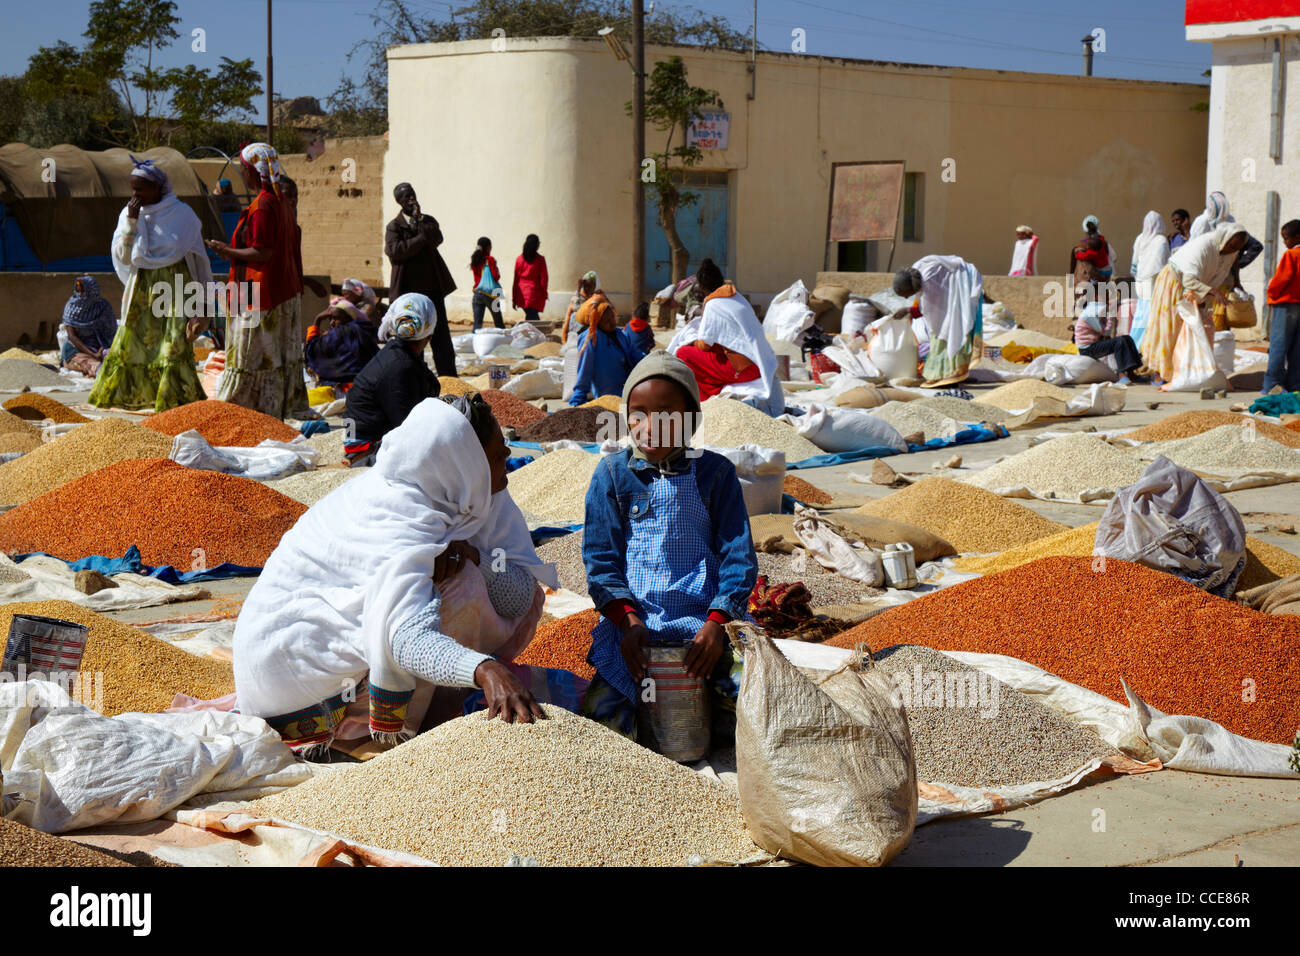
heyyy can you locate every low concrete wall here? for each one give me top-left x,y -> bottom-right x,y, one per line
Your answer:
0,272 -> 330,349
817,271 -> 1078,341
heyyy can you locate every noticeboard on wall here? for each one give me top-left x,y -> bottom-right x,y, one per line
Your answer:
826,161 -> 905,242
687,111 -> 730,151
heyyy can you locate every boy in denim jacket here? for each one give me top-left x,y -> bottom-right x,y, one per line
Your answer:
581,351 -> 757,743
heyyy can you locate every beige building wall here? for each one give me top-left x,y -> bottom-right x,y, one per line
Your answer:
387,38 -> 1208,317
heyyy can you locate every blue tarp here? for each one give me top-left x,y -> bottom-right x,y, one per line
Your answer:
298,419 -> 331,438
1248,393 -> 1300,417
13,546 -> 261,583
529,524 -> 583,545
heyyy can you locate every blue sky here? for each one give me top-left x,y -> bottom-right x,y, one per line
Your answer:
1,0 -> 1209,121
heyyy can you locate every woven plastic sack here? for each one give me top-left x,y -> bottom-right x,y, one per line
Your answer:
1163,298 -> 1227,392
730,625 -> 916,866
791,505 -> 884,586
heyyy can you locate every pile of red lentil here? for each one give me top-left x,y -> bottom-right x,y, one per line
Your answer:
783,475 -> 833,505
480,389 -> 547,429
143,399 -> 299,447
827,556 -> 1299,743
0,457 -> 305,568
514,609 -> 598,679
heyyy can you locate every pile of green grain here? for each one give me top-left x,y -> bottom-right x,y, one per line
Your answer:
249,705 -> 761,866
856,477 -> 1066,553
0,601 -> 235,716
0,417 -> 172,504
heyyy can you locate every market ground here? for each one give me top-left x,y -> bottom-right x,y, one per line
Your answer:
41,362 -> 1300,867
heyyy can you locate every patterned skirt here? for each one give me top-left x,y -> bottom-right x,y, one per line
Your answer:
217,294 -> 308,419
88,262 -> 205,412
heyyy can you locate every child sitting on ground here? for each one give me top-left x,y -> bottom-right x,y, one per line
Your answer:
580,351 -> 757,751
568,292 -> 644,406
1263,219 -> 1300,394
621,301 -> 656,357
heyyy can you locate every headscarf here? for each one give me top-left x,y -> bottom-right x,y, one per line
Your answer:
1190,191 -> 1232,238
128,155 -> 171,194
61,276 -> 117,347
1082,215 -> 1100,233
1016,224 -> 1033,234
1215,221 -> 1247,252
387,292 -> 436,341
239,142 -> 284,193
1131,211 -> 1170,285
327,297 -> 366,323
341,278 -> 377,305
576,292 -> 616,355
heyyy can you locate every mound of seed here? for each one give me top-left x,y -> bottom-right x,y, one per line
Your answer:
0,409 -> 41,439
581,394 -> 622,412
782,474 -> 833,505
979,379 -> 1074,410
144,399 -> 299,446
867,401 -> 961,441
506,449 -> 598,523
514,609 -> 598,677
0,457 -> 305,567
0,601 -> 235,716
525,341 -> 562,358
692,397 -> 822,462
913,395 -> 1013,424
869,645 -> 1116,788
962,433 -> 1146,498
250,705 -> 760,866
0,358 -> 65,389
828,556 -> 1300,743
1239,537 -> 1300,591
0,432 -> 42,454
438,376 -> 473,396
263,467 -> 366,506
302,426 -> 345,465
534,531 -> 588,595
481,388 -> 548,429
517,405 -> 613,443
985,329 -> 1073,351
0,818 -> 130,867
0,348 -> 49,364
2,394 -> 88,424
0,417 -> 172,505
856,478 -> 1066,553
1124,410 -> 1300,448
1133,425 -> 1300,476
757,552 -> 881,607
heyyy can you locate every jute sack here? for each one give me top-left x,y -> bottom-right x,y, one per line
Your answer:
731,624 -> 916,866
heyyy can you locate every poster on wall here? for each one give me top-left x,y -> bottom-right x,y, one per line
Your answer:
826,161 -> 905,242
687,111 -> 730,150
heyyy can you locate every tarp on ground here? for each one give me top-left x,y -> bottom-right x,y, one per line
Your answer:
11,545 -> 261,582
0,553 -> 208,610
0,143 -> 225,263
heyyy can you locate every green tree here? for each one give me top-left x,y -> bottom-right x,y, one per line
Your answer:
329,0 -> 750,133
81,0 -> 182,148
631,56 -> 721,284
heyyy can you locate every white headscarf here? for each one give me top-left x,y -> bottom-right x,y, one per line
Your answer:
240,142 -> 284,187
666,287 -> 783,416
387,291 -> 436,341
342,278 -> 377,305
1189,191 -> 1232,238
1170,222 -> 1247,298
233,398 -> 494,717
1131,210 -> 1170,289
110,192 -> 213,294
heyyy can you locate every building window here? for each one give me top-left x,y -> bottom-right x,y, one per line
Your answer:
903,172 -> 923,242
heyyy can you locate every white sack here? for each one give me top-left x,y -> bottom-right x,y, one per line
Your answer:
501,367 -> 563,400
169,430 -> 319,481
782,403 -> 907,453
762,279 -> 816,344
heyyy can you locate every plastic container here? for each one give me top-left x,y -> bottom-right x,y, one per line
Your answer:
638,644 -> 710,762
308,385 -> 335,406
881,542 -> 918,589
489,365 -> 510,389
3,614 -> 89,677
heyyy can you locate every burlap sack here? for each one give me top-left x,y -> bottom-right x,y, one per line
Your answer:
751,513 -> 954,563
1239,573 -> 1300,616
834,385 -> 919,409
731,625 -> 916,866
811,284 -> 851,311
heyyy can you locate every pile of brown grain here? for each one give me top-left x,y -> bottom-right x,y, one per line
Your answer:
514,609 -> 598,678
2,394 -> 89,424
1123,410 -> 1300,449
524,341 -> 563,358
143,399 -> 299,446
856,477 -> 1066,554
0,601 -> 236,716
481,388 -> 547,428
783,474 -> 833,505
517,406 -> 611,443
0,457 -> 305,567
0,417 -> 173,505
438,376 -> 473,396
0,818 -> 131,866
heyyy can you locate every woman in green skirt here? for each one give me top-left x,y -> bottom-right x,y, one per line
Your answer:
90,157 -> 212,412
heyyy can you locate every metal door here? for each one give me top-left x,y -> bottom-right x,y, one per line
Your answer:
645,179 -> 728,293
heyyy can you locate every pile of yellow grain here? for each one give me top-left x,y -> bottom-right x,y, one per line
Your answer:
438,376 -> 473,396
581,394 -> 622,412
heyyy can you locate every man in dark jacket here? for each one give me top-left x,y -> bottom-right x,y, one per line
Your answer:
344,292 -> 441,465
385,183 -> 458,377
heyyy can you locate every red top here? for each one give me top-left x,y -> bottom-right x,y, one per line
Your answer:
512,254 -> 549,311
471,255 -> 500,288
231,188 -> 301,313
1268,246 -> 1300,305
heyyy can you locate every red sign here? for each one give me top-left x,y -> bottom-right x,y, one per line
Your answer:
1186,0 -> 1300,25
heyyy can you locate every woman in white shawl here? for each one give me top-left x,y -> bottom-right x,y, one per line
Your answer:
89,157 -> 213,411
666,259 -> 783,416
1127,211 -> 1171,348
233,395 -> 557,757
1189,191 -> 1233,238
890,255 -> 984,386
1140,222 -> 1250,384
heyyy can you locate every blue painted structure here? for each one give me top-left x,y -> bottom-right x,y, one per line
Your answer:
645,179 -> 728,292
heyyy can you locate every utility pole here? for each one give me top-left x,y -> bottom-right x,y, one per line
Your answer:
632,3 -> 646,308
1081,34 -> 1094,77
266,0 -> 275,145
748,0 -> 757,99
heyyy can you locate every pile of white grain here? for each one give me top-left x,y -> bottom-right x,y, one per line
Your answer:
249,706 -> 762,866
962,433 -> 1146,498
692,397 -> 822,462
507,449 -> 599,524
1133,424 -> 1300,477
263,467 -> 366,505
867,401 -> 961,441
979,379 -> 1074,411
